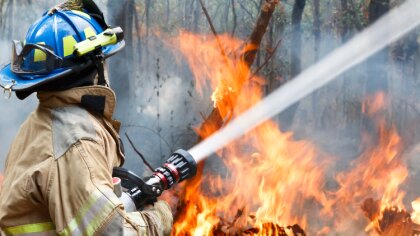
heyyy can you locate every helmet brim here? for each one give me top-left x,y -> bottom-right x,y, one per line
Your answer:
103,40 -> 125,59
0,40 -> 125,92
0,64 -> 74,91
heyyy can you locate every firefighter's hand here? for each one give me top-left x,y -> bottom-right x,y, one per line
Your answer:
154,201 -> 173,235
160,189 -> 179,215
140,200 -> 173,236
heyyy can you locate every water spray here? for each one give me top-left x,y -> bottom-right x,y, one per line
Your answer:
188,0 -> 420,162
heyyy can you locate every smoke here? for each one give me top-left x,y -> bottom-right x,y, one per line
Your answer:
0,1 -> 62,170
0,39 -> 37,170
117,71 -> 203,173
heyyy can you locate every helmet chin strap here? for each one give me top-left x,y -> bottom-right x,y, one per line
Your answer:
95,61 -> 107,86
92,49 -> 109,87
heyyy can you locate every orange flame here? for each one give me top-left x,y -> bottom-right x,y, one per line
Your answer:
173,31 -> 257,124
361,91 -> 387,116
172,32 -> 330,235
173,121 -> 329,235
326,124 -> 407,233
170,31 -> 416,235
412,199 -> 420,224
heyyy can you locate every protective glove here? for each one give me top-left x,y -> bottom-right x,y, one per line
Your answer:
141,200 -> 173,236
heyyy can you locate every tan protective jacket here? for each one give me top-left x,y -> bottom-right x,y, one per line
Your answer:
0,86 -> 173,236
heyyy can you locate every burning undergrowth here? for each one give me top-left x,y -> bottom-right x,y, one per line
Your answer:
164,32 -> 420,235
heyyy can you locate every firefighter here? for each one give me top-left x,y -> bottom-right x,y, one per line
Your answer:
0,1 -> 173,235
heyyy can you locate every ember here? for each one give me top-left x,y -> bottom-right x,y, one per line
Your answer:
362,198 -> 420,235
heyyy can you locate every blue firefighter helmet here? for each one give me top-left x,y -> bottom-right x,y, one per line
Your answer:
0,9 -> 125,94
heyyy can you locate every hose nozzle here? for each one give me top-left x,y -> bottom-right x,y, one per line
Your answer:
112,149 -> 197,209
153,149 -> 197,190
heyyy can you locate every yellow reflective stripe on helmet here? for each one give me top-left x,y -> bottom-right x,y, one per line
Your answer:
34,42 -> 46,62
59,190 -> 118,236
71,10 -> 91,19
3,222 -> 55,235
62,36 -> 77,57
84,27 -> 96,39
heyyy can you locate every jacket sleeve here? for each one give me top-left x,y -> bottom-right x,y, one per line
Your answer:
46,139 -> 173,236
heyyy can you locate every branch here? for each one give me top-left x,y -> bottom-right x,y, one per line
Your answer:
125,132 -> 155,172
231,0 -> 237,36
238,1 -> 256,20
248,38 -> 282,81
243,0 -> 279,67
198,0 -> 229,62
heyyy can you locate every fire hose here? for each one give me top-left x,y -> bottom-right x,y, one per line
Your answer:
112,149 -> 197,211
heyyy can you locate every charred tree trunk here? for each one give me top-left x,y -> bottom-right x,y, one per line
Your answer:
362,0 -> 390,136
231,0 -> 237,36
224,0 -> 230,33
107,0 -> 136,99
340,0 -> 350,42
145,0 -> 152,70
313,0 -> 321,61
183,0 -> 195,30
264,20 -> 275,95
165,0 -> 170,26
265,9 -> 285,95
311,0 -> 321,129
290,0 -> 306,78
145,0 -> 151,37
366,0 -> 389,93
192,0 -> 201,33
279,0 -> 306,130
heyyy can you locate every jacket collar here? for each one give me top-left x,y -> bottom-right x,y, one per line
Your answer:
37,86 -> 117,120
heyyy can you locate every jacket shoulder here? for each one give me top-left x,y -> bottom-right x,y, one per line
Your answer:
51,105 -> 98,159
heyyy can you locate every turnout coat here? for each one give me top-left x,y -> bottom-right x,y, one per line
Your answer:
0,86 -> 172,235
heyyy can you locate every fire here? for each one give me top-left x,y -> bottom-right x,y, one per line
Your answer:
174,31 -> 254,121
172,32 -> 329,235
173,119 -> 328,235
170,32 -> 418,235
412,199 -> 420,224
328,123 -> 407,233
361,92 -> 387,116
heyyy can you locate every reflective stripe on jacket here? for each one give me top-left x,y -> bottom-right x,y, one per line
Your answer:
0,86 -> 173,235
